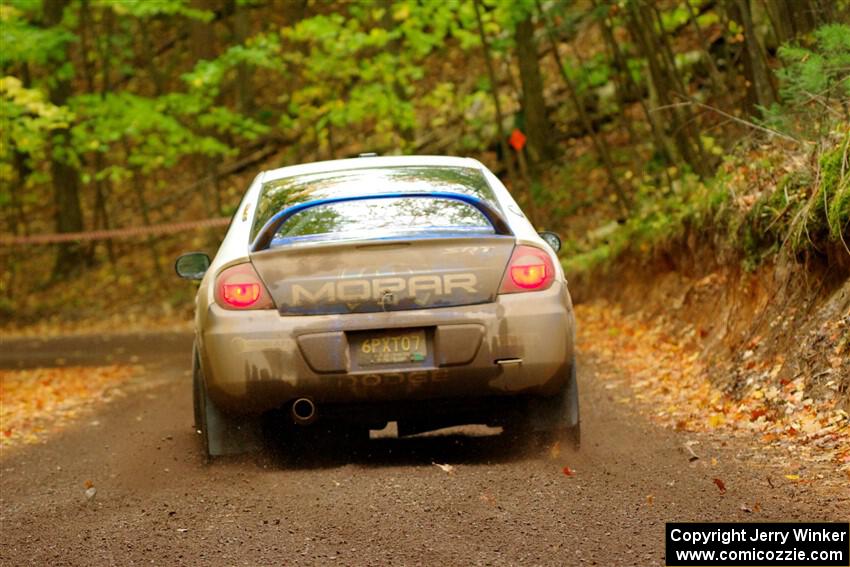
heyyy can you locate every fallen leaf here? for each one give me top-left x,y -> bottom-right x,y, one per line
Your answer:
750,408 -> 767,421
708,414 -> 725,428
646,495 -> 654,506
713,478 -> 727,494
784,474 -> 800,481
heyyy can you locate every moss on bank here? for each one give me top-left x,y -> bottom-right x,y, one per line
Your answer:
563,130 -> 850,276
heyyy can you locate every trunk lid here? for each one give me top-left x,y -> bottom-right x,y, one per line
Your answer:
250,236 -> 515,315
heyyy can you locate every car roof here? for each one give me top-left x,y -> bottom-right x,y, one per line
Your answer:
259,155 -> 485,184
209,154 -> 558,279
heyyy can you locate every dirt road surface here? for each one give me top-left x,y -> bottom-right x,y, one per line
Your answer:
1,333 -> 846,566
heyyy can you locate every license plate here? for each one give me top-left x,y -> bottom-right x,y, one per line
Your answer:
355,330 -> 427,366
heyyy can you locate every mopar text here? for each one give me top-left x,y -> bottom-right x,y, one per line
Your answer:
290,274 -> 479,305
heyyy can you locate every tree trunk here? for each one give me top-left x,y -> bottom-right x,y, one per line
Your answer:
595,16 -> 638,146
684,0 -> 729,104
786,0 -> 818,36
5,150 -> 32,302
537,0 -> 631,214
473,0 -> 517,187
380,0 -> 416,147
190,0 -> 227,234
44,0 -> 87,279
514,13 -> 554,171
594,2 -> 674,170
650,5 -> 710,165
123,141 -> 163,273
626,4 -> 711,176
733,0 -> 777,111
139,18 -> 167,95
229,0 -> 255,115
761,0 -> 794,44
80,0 -> 116,265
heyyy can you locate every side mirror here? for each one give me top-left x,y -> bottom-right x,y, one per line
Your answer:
175,252 -> 210,280
538,231 -> 562,253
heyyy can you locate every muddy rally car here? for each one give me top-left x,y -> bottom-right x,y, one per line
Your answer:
175,155 -> 578,456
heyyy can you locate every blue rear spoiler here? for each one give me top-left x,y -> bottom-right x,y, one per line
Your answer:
250,191 -> 513,252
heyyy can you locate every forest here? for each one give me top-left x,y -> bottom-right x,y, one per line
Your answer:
0,0 -> 848,324
1,3 -> 849,557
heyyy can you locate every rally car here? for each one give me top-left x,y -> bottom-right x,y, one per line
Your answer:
175,155 -> 578,456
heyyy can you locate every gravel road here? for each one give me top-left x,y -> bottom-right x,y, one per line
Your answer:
1,333 -> 846,566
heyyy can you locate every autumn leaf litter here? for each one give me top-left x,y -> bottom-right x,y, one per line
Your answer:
576,301 -> 850,483
0,364 -> 141,451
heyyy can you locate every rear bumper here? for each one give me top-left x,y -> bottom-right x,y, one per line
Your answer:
198,282 -> 575,414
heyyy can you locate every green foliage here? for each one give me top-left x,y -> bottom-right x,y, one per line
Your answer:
563,171 -> 729,275
0,4 -> 76,68
565,53 -> 612,95
565,20 -> 850,279
569,129 -> 849,278
108,0 -> 213,22
0,76 -> 74,159
182,33 -> 285,96
69,92 -> 237,176
741,169 -> 807,269
280,3 -> 468,151
762,24 -> 850,139
0,0 -> 279,196
751,133 -> 848,257
816,135 -> 850,242
777,24 -> 850,101
747,139 -> 849,265
1,0 -> 848,309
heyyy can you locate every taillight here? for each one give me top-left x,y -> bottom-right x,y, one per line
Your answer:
499,245 -> 556,294
214,263 -> 274,310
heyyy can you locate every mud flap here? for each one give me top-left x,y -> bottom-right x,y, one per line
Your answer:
195,344 -> 263,457
203,394 -> 264,457
524,359 -> 580,442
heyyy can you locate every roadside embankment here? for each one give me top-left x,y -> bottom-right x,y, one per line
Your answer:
571,237 -> 849,481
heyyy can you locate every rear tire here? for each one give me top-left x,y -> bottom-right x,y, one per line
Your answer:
194,351 -> 213,460
192,346 -> 203,432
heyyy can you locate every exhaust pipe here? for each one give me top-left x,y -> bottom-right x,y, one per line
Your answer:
291,397 -> 317,425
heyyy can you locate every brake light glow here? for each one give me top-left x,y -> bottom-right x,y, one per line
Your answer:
223,282 -> 261,307
499,245 -> 556,294
511,263 -> 547,288
214,263 -> 273,310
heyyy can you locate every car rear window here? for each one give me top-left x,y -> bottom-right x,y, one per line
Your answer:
270,197 -> 494,246
252,166 -> 501,243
